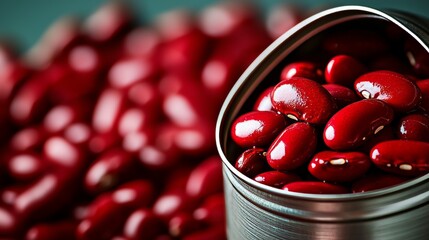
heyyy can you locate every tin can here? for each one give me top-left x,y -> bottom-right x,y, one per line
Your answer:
216,5 -> 429,240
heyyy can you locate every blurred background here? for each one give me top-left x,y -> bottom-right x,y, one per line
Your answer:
1,0 -> 429,51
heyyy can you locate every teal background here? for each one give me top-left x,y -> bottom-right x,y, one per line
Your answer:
0,0 -> 428,52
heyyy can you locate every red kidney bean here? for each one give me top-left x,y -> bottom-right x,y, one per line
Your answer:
370,140 -> 429,176
396,113 -> 429,142
271,77 -> 337,124
6,152 -> 44,182
123,208 -> 165,240
352,173 -> 409,193
322,28 -> 389,59
26,221 -> 77,240
182,224 -> 227,240
193,193 -> 225,225
280,62 -> 324,82
417,79 -> 429,112
169,212 -> 204,238
324,99 -> 394,150
123,28 -> 161,58
325,55 -> 367,87
266,122 -> 317,171
43,102 -> 90,134
126,82 -> 162,118
43,136 -> 85,174
77,180 -> 154,240
84,148 -> 138,195
186,156 -> 223,199
64,123 -> 92,146
253,86 -> 274,111
282,181 -> 349,194
369,54 -> 412,75
234,148 -> 268,178
92,88 -> 127,134
354,70 -> 422,112
308,151 -> 371,182
109,57 -> 158,89
265,4 -> 303,39
0,206 -> 22,237
404,37 -> 429,77
254,171 -> 301,188
84,1 -> 134,43
231,111 -> 287,148
322,83 -> 358,108
153,192 -> 198,222
9,127 -> 47,152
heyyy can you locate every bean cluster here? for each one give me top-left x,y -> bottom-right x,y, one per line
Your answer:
0,2 -> 307,239
231,19 -> 429,194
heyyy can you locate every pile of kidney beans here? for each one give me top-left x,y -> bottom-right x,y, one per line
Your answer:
0,1 -> 307,239
231,19 -> 429,194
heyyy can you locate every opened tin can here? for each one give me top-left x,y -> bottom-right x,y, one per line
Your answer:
216,5 -> 429,240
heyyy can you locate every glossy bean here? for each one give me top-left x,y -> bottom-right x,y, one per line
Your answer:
352,173 -> 409,193
186,156 -> 224,199
325,55 -> 367,87
84,148 -> 138,195
169,212 -> 203,238
324,99 -> 394,150
370,140 -> 429,176
234,148 -> 269,178
396,113 -> 429,142
322,83 -> 358,108
271,78 -> 336,124
6,153 -> 44,182
254,171 -> 301,188
282,181 -> 349,194
26,221 -> 77,240
153,192 -> 198,221
231,111 -> 287,148
417,79 -> 429,112
280,62 -> 323,82
193,193 -> 225,225
308,151 -> 372,182
354,70 -> 421,112
266,122 -> 317,171
123,208 -> 165,240
253,86 -> 274,111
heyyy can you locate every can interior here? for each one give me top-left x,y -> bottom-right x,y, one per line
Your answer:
216,6 -> 429,200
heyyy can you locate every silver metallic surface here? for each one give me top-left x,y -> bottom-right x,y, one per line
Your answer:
216,5 -> 429,240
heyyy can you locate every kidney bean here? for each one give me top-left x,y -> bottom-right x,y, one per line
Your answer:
324,99 -> 394,150
153,192 -> 198,222
84,1 -> 134,43
64,123 -> 92,146
43,102 -> 91,134
9,127 -> 47,152
308,151 -> 371,182
123,28 -> 161,58
322,28 -> 389,59
370,140 -> 429,176
193,193 -> 225,225
109,57 -> 158,89
265,3 -> 303,39
271,77 -> 337,124
26,221 -> 77,240
43,136 -> 85,174
231,111 -> 287,148
354,70 -> 422,112
123,208 -> 165,240
266,122 -> 317,171
280,62 -> 324,82
417,79 -> 429,112
6,153 -> 44,182
84,148 -> 138,195
282,181 -> 349,194
322,83 -> 358,108
78,180 -> 154,240
404,37 -> 429,77
169,212 -> 204,238
253,86 -> 274,111
254,171 -> 301,188
92,88 -> 127,134
182,224 -> 227,240
396,113 -> 429,142
0,206 -> 22,237
352,173 -> 409,193
186,156 -> 223,199
369,54 -> 412,75
234,148 -> 268,178
325,55 -> 367,87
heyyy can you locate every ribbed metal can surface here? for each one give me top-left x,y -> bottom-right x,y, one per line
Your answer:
216,5 -> 429,240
